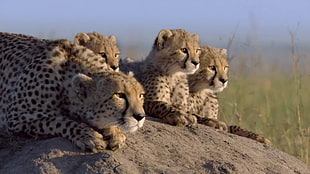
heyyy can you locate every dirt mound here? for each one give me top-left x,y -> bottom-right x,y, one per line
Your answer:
0,119 -> 309,174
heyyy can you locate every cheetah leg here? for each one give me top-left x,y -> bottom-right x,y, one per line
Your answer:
98,126 -> 126,151
228,125 -> 271,145
8,116 -> 108,153
144,101 -> 197,126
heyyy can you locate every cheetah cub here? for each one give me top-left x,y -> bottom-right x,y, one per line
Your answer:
141,29 -> 201,126
74,32 -> 120,71
188,45 -> 229,122
188,45 -> 270,144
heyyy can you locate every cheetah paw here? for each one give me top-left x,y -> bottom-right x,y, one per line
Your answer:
107,133 -> 126,151
197,117 -> 228,131
164,112 -> 197,127
75,129 -> 107,153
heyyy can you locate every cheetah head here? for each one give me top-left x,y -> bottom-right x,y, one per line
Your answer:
189,45 -> 229,94
70,72 -> 145,133
148,29 -> 201,75
74,32 -> 120,71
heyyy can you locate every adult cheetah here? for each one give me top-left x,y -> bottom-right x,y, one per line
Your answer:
0,32 -> 145,152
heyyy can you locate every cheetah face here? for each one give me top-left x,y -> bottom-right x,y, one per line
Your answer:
98,48 -> 120,72
71,72 -> 145,133
74,32 -> 121,71
189,46 -> 229,94
151,29 -> 201,75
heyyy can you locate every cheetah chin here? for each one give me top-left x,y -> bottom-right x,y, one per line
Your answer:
210,79 -> 228,94
120,116 -> 145,133
183,60 -> 200,74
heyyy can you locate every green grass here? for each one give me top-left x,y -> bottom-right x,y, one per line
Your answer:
219,74 -> 310,164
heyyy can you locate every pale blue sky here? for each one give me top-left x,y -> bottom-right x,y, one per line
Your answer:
0,0 -> 309,59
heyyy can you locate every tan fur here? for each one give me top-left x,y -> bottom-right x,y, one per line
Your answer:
74,32 -> 120,71
141,29 -> 201,126
188,45 -> 270,144
0,32 -> 145,152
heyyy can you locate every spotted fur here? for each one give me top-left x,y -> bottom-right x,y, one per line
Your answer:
0,32 -> 145,152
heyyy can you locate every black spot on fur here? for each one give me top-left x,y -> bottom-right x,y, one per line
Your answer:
56,123 -> 61,128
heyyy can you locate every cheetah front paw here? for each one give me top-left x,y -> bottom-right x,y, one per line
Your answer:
107,132 -> 126,151
100,126 -> 127,151
163,111 -> 197,127
197,117 -> 228,131
74,129 -> 107,153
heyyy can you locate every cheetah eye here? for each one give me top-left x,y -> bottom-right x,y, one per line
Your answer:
208,65 -> 216,71
181,48 -> 188,54
99,52 -> 107,58
196,48 -> 201,55
224,66 -> 229,71
114,93 -> 126,99
115,53 -> 120,58
139,93 -> 144,99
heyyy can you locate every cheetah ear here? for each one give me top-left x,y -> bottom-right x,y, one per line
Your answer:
220,49 -> 227,56
74,33 -> 90,46
71,73 -> 94,100
155,29 -> 173,50
192,34 -> 200,42
204,46 -> 212,52
128,71 -> 135,76
109,35 -> 117,44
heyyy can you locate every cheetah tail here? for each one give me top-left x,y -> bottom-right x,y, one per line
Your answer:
228,125 -> 271,145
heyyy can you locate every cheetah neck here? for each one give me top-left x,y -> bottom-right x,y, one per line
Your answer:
196,88 -> 217,98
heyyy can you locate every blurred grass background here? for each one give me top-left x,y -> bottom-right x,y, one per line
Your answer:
218,34 -> 310,164
219,75 -> 310,164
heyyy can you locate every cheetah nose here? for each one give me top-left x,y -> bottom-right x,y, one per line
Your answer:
133,113 -> 145,121
219,78 -> 228,84
191,61 -> 199,66
111,65 -> 119,71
